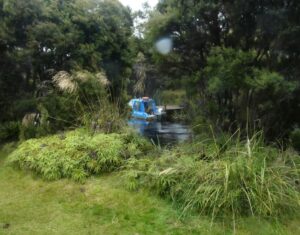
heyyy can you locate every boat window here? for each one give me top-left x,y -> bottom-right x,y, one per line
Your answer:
148,100 -> 154,107
133,101 -> 140,111
144,100 -> 154,114
144,102 -> 148,111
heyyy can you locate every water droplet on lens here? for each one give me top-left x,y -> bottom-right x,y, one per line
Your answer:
155,38 -> 173,55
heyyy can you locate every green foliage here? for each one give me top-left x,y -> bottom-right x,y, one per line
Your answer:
19,122 -> 51,141
0,0 -> 133,124
82,102 -> 126,135
38,94 -> 78,131
19,124 -> 38,141
11,98 -> 39,120
4,147 -> 298,235
190,47 -> 299,136
291,128 -> 300,152
148,0 -> 300,78
0,121 -> 20,143
143,0 -> 300,140
125,133 -> 300,219
155,89 -> 186,105
9,129 -> 152,181
121,128 -> 154,156
16,69 -> 126,140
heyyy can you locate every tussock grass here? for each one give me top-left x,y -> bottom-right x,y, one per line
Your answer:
8,129 -> 152,181
125,133 -> 300,219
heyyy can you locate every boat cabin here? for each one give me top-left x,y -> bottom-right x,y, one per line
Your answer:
129,97 -> 159,120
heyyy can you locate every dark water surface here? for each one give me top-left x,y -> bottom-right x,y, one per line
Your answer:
128,119 -> 193,146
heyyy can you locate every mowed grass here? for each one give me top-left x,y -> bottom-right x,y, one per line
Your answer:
0,144 -> 299,235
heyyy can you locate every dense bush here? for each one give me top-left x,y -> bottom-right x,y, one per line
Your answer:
0,121 -> 20,143
10,98 -> 39,121
82,102 -> 127,134
19,123 -> 51,141
291,128 -> 300,152
49,70 -> 132,134
125,133 -> 300,219
155,90 -> 186,105
0,0 -> 133,123
188,47 -> 299,138
9,129 -> 153,181
14,70 -> 127,140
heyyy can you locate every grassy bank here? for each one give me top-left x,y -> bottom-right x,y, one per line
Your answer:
0,139 -> 300,234
0,145 -> 229,235
1,145 -> 207,235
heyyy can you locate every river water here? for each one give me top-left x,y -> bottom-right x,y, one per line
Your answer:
128,119 -> 193,146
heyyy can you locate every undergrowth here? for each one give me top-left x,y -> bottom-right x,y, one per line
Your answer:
8,129 -> 152,181
7,127 -> 300,221
124,132 -> 300,219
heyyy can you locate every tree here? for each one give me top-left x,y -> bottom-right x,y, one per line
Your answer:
199,47 -> 298,137
0,0 -> 134,123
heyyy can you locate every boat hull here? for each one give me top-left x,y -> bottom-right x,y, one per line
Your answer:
131,112 -> 157,121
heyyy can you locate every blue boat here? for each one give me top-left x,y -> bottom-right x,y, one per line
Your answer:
129,97 -> 165,120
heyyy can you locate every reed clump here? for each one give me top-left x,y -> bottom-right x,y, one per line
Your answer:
125,133 -> 300,219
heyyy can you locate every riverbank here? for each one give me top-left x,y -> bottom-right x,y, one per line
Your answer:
1,144 -> 205,235
1,138 -> 300,234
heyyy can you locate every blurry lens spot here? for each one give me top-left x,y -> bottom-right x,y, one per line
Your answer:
155,38 -> 173,55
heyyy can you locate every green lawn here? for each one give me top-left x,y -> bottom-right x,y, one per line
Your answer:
0,144 -> 299,235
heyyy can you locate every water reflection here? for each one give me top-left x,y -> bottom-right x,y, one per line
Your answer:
128,119 -> 192,146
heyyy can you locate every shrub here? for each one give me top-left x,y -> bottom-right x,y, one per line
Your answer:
125,133 -> 300,219
156,90 -> 186,105
83,101 -> 127,134
50,70 -> 129,134
12,98 -> 38,120
19,105 -> 52,141
191,47 -> 299,137
0,121 -> 20,143
9,129 -> 152,181
19,121 -> 52,141
291,128 -> 300,152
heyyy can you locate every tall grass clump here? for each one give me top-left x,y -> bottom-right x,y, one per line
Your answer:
55,70 -> 130,134
16,69 -> 125,140
125,132 -> 300,219
8,129 -> 153,181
